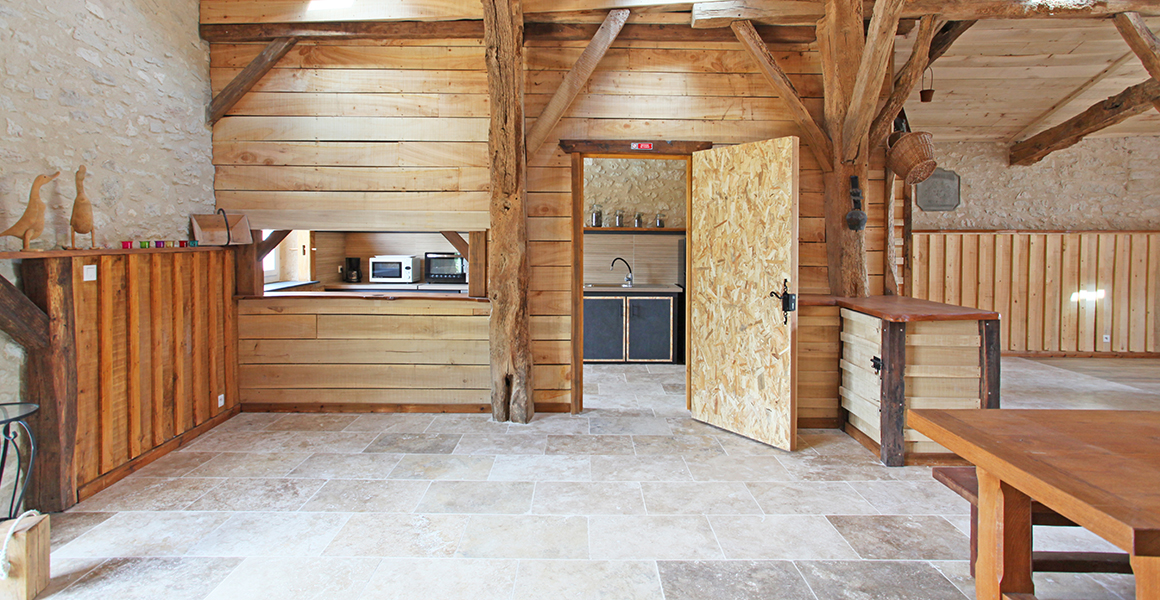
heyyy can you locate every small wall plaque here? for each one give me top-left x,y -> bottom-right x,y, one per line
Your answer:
915,167 -> 961,212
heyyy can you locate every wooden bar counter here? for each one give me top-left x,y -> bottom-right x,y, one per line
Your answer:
833,295 -> 1001,466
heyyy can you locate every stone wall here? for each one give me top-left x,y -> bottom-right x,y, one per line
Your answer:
0,0 -> 213,403
914,138 -> 1160,231
584,158 -> 687,228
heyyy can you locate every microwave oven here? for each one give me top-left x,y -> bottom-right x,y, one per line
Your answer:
368,255 -> 421,283
425,252 -> 467,284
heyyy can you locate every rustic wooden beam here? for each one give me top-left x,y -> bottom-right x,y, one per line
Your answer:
879,320 -> 907,466
927,19 -> 976,63
200,21 -> 484,43
818,0 -> 870,297
1007,52 -> 1134,143
208,37 -> 297,124
1009,79 -> 1160,166
440,231 -> 470,257
21,258 -> 78,512
732,19 -> 833,171
526,9 -> 630,156
0,272 -> 49,350
558,139 -> 712,154
869,15 -> 940,150
483,0 -> 534,424
527,21 -> 815,43
691,0 -> 1160,28
841,0 -> 906,162
255,230 -> 291,262
1114,11 -> 1160,113
468,231 -> 488,298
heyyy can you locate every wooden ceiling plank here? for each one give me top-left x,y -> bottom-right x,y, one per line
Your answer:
200,21 -> 485,43
869,15 -> 940,150
1007,51 -> 1135,143
207,37 -> 298,124
526,21 -> 816,43
1009,79 -> 1160,166
732,19 -> 833,170
526,9 -> 631,156
841,0 -> 907,161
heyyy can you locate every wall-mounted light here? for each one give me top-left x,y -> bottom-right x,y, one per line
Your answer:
846,176 -> 867,231
1070,289 -> 1106,302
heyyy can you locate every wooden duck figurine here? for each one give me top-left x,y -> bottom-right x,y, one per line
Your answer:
1,171 -> 59,251
70,165 -> 95,249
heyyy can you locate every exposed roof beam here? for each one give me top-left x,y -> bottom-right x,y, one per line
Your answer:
207,37 -> 297,124
691,0 -> 1160,28
0,273 -> 49,351
1009,79 -> 1160,166
732,19 -> 834,170
440,231 -> 470,257
927,19 -> 976,63
1007,51 -> 1135,143
868,15 -> 940,150
526,21 -> 815,42
524,0 -> 690,12
255,230 -> 291,261
527,10 -> 630,156
1114,11 -> 1160,113
200,21 -> 484,43
201,19 -> 814,44
841,0 -> 906,162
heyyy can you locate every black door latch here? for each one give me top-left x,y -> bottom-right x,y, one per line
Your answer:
769,279 -> 797,325
871,356 -> 883,375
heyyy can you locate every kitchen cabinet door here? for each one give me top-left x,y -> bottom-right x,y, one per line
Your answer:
583,297 -> 626,361
627,297 -> 674,362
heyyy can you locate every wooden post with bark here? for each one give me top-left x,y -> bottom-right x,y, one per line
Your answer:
482,0 -> 533,424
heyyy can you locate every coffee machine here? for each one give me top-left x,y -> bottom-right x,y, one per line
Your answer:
344,257 -> 361,283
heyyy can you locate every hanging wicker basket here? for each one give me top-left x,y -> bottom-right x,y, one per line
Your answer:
886,131 -> 937,185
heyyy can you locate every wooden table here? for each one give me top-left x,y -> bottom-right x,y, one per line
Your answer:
909,409 -> 1160,600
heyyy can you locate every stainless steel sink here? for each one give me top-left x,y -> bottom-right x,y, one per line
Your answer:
584,283 -> 634,288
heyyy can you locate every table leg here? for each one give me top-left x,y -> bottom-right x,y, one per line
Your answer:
1133,555 -> 1160,599
976,467 -> 1034,600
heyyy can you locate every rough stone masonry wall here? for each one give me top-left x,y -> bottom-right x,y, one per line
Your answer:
0,0 -> 213,404
584,157 -> 687,228
915,138 -> 1160,231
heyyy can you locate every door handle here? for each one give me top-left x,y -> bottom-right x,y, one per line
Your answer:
769,279 -> 796,325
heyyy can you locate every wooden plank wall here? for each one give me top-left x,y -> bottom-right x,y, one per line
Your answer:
798,304 -> 842,426
237,297 -> 492,410
911,231 -> 1160,354
72,249 -> 237,495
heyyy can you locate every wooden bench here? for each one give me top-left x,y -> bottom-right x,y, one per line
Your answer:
933,466 -> 1132,576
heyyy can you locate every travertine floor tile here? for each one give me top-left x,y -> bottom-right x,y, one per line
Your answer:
828,514 -> 970,560
415,481 -> 534,514
130,452 -> 218,478
632,435 -> 725,457
360,558 -> 517,600
287,453 -> 404,480
202,557 -> 379,600
343,414 -> 435,433
71,477 -> 224,512
657,560 -> 815,600
709,515 -> 859,560
263,414 -> 359,432
797,560 -> 968,600
185,478 -> 326,512
186,512 -> 349,557
54,511 -> 231,558
456,515 -> 588,559
640,481 -> 761,515
43,557 -> 242,600
588,515 -> 722,560
683,455 -> 792,482
514,560 -> 664,600
50,512 -> 115,547
388,454 -> 494,480
505,414 -> 591,435
323,514 -> 469,558
589,416 -> 672,435
531,481 -> 646,515
746,481 -> 879,515
489,455 -> 591,482
849,480 -> 973,515
426,414 -> 511,434
545,434 -> 635,455
452,433 -> 547,455
364,433 -> 462,454
186,452 -> 311,479
589,455 -> 691,482
300,479 -> 429,513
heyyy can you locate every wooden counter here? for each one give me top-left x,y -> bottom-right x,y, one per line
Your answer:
838,295 -> 1001,466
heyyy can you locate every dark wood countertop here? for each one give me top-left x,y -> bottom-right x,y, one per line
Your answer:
836,295 -> 999,322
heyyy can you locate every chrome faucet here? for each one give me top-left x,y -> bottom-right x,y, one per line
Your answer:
610,257 -> 633,287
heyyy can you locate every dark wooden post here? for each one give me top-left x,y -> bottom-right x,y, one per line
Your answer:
980,319 -> 1001,409
234,230 -> 264,297
482,0 -> 533,423
879,320 -> 907,466
21,257 -> 79,512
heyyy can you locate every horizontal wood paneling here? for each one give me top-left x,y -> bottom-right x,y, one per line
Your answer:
237,297 -> 490,407
912,231 -> 1160,354
72,249 -> 236,491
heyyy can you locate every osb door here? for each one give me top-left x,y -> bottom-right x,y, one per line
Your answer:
689,137 -> 798,451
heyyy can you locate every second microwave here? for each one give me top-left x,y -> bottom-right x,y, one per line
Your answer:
368,255 -> 421,283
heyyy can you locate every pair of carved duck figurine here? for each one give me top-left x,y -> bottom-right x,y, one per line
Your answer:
0,166 -> 95,251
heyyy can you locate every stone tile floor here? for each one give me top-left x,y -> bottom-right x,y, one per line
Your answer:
41,358 -> 1153,599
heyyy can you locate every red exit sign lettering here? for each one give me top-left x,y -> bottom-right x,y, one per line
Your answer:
630,142 -> 654,150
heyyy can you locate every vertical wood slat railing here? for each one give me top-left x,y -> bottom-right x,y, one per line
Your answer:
910,231 -> 1160,354
72,248 -> 238,500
